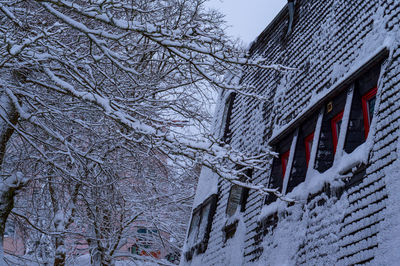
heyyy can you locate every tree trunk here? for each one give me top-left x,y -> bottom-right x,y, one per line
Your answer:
0,181 -> 15,262
0,92 -> 20,263
0,93 -> 18,169
53,233 -> 66,266
49,175 -> 66,266
51,181 -> 80,266
88,232 -> 115,266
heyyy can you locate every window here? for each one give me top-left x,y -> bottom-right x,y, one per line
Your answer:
225,168 -> 252,217
224,168 -> 252,240
315,91 -> 347,173
221,93 -> 236,144
344,64 -> 380,154
265,61 -> 382,204
331,110 -> 344,154
4,220 -> 15,238
362,87 -> 377,138
287,0 -> 295,35
187,211 -> 201,247
280,150 -> 290,179
136,228 -> 158,249
266,135 -> 293,203
268,113 -> 319,197
269,134 -> 293,192
185,194 -> 217,260
165,252 -> 180,263
305,132 -> 314,166
129,244 -> 139,255
286,113 -> 318,193
198,203 -> 211,241
226,185 -> 243,217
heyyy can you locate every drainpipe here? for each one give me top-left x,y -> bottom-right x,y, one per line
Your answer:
287,0 -> 295,35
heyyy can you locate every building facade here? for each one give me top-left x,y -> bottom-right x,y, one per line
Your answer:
183,0 -> 400,265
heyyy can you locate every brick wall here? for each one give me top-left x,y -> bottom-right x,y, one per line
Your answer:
185,0 -> 400,265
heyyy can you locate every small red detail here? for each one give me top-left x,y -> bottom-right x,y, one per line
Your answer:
331,111 -> 344,155
362,87 -> 378,139
304,132 -> 314,167
281,150 -> 290,179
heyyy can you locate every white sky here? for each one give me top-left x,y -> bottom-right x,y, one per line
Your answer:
206,0 -> 287,45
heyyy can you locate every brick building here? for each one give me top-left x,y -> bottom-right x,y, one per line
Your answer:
183,0 -> 400,265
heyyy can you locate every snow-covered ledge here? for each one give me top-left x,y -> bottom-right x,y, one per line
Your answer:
261,73 -> 382,218
260,138 -> 373,220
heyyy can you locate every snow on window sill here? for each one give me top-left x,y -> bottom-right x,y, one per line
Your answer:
260,140 -> 372,220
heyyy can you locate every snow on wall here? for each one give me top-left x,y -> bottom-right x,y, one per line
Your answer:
374,130 -> 400,265
256,203 -> 306,266
220,215 -> 246,266
192,167 -> 218,209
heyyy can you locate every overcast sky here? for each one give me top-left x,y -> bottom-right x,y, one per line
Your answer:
206,0 -> 287,45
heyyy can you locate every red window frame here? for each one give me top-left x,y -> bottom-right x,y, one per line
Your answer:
331,111 -> 344,154
304,132 -> 314,167
280,150 -> 290,179
362,87 -> 377,139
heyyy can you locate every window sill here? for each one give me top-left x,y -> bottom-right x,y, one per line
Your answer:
305,141 -> 371,195
184,238 -> 210,261
256,212 -> 279,238
223,220 -> 238,242
260,142 -> 371,221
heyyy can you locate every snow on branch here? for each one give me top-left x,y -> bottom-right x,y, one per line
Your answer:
41,68 -> 272,183
37,0 -> 293,98
1,0 -> 291,196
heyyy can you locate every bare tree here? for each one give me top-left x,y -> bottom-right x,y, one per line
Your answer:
0,0 -> 280,264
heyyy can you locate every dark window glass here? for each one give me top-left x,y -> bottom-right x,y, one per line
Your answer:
280,150 -> 290,178
187,210 -> 201,246
345,90 -> 365,154
315,91 -> 347,173
198,203 -> 211,238
266,134 -> 293,203
185,194 -> 217,259
331,111 -> 344,154
221,93 -> 236,144
344,63 -> 380,154
305,132 -> 314,166
368,97 -> 376,122
129,244 -> 139,254
226,168 -> 252,216
286,114 -> 318,193
226,185 -> 242,216
362,88 -> 377,138
137,228 -> 147,234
